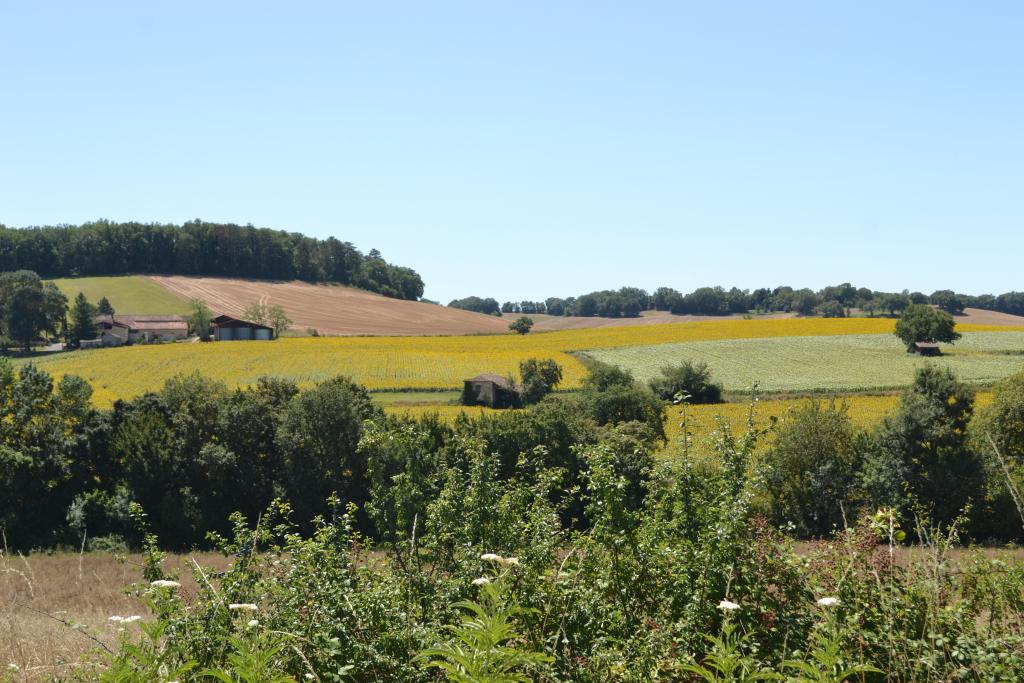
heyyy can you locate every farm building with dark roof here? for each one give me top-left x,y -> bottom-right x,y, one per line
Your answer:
463,373 -> 521,408
211,314 -> 274,341
907,341 -> 942,356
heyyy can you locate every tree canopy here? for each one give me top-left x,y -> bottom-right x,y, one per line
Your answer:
0,270 -> 66,350
894,304 -> 961,346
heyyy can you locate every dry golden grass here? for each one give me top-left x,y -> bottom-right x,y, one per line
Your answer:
0,551 -> 229,680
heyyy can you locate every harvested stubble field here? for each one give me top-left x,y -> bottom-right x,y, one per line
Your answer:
19,318 -> 1023,407
0,551 -> 230,680
149,275 -> 510,336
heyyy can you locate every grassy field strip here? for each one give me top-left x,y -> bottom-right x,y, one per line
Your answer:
49,275 -> 191,315
17,319 -> 1024,407
582,332 -> 1024,394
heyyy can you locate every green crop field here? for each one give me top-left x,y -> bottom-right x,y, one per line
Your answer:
582,332 -> 1024,394
49,275 -> 190,315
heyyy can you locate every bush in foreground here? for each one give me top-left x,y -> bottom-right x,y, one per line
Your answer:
93,409 -> 1024,681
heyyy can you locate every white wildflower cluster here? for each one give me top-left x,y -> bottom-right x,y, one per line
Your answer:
228,603 -> 258,611
108,615 -> 143,624
480,552 -> 519,566
472,577 -> 491,586
150,579 -> 181,589
247,619 -> 259,628
716,596 -> 839,613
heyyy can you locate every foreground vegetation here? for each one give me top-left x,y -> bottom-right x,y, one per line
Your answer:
3,345 -> 1024,679
17,318 -> 1023,406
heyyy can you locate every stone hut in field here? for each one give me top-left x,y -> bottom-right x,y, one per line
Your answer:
462,373 -> 521,408
907,341 -> 941,356
211,314 -> 275,341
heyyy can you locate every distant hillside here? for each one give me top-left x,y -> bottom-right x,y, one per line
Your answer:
0,219 -> 424,300
149,276 -> 509,336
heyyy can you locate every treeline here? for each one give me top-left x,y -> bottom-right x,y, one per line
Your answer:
0,220 -> 424,300
0,357 -> 663,550
447,295 -> 501,315
456,283 -> 1024,318
2,355 -> 1022,551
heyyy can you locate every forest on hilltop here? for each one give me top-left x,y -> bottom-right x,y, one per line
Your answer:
0,220 -> 424,300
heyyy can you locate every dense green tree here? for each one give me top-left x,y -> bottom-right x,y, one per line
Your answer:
762,400 -> 860,537
814,300 -> 846,318
0,270 -> 66,350
648,361 -> 722,404
0,360 -> 98,547
519,358 -> 563,405
652,287 -> 682,311
969,371 -> 1024,539
579,362 -> 665,439
276,376 -> 382,525
448,296 -> 501,315
188,298 -> 213,339
862,366 -> 982,527
509,316 -> 534,335
68,292 -> 98,347
877,292 -> 911,316
97,296 -> 115,315
930,289 -> 966,315
894,303 -> 961,346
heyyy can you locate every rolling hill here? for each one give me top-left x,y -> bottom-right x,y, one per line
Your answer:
147,276 -> 509,336
47,274 -> 1024,337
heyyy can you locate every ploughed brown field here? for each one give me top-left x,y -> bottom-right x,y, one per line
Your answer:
149,275 -> 510,336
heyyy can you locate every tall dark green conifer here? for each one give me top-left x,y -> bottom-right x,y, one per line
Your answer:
69,292 -> 98,347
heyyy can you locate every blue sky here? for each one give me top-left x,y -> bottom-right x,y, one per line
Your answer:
2,2 -> 1021,303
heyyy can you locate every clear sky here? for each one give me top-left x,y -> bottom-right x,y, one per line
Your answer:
2,2 -> 1022,303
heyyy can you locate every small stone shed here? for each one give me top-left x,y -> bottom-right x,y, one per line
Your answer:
211,314 -> 275,341
907,341 -> 941,356
463,373 -> 521,408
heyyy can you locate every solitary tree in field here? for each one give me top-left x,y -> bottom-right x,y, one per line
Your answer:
894,304 -> 960,346
509,316 -> 533,335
